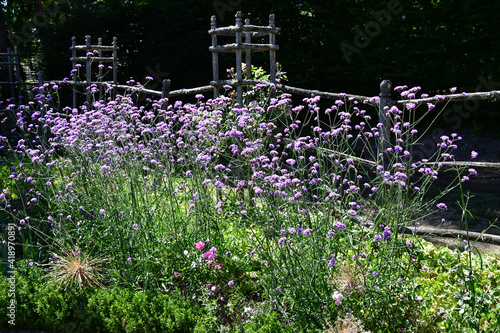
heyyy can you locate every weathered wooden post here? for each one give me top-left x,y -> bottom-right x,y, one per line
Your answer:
6,48 -> 15,99
71,37 -> 77,108
37,71 -> 47,147
157,79 -> 170,123
37,71 -> 44,88
377,80 -> 392,168
98,37 -> 104,100
244,18 -> 252,80
112,37 -> 118,100
85,35 -> 92,104
235,11 -> 243,106
211,15 -> 219,99
269,14 -> 277,99
161,78 -> 171,100
14,46 -> 21,102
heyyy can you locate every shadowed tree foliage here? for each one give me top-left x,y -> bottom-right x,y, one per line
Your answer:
1,0 -> 499,97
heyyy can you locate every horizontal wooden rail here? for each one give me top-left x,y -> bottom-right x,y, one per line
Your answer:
167,85 -> 213,97
0,81 -> 37,85
70,45 -> 119,51
393,90 -> 500,106
49,80 -> 213,98
423,161 -> 500,172
211,79 -> 374,103
70,57 -> 118,62
208,25 -> 280,35
209,43 -> 279,53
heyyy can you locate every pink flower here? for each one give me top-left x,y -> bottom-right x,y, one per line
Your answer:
332,291 -> 344,305
203,250 -> 216,261
196,241 -> 205,250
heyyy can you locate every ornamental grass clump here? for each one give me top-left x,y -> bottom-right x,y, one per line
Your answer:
44,245 -> 109,290
0,72 -> 490,331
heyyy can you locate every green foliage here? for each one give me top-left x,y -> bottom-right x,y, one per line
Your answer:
0,260 -> 218,332
243,312 -> 294,332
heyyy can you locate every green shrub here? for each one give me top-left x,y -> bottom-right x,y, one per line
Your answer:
0,261 -> 218,332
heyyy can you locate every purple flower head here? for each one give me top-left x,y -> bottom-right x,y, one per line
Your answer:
436,203 -> 448,211
228,280 -> 234,286
471,151 -> 478,159
99,209 -> 105,216
333,221 -> 345,229
383,227 -> 392,239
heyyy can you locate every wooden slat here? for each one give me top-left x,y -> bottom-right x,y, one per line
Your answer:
209,43 -> 279,53
69,45 -> 119,51
393,90 -> 500,106
70,57 -> 118,62
208,25 -> 280,35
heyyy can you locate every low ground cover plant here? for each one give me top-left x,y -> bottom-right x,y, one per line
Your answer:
1,71 -> 499,332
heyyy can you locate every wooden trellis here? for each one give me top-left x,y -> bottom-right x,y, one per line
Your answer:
209,11 -> 279,105
70,35 -> 119,107
0,47 -> 22,103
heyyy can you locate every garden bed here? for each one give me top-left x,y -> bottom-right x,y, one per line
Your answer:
1,79 -> 499,332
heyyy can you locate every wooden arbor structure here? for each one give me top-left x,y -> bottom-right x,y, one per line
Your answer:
70,35 -> 119,107
209,11 -> 279,106
0,47 -> 23,103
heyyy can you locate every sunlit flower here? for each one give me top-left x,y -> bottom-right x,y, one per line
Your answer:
332,291 -> 343,305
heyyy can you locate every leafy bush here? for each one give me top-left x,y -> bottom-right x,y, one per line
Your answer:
0,260 -> 218,332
